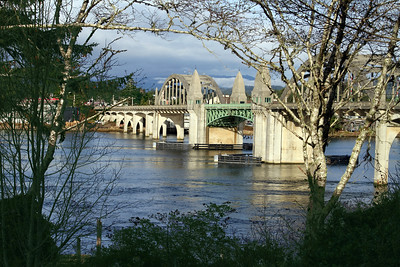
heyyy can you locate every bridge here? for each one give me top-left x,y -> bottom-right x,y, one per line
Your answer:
100,59 -> 400,186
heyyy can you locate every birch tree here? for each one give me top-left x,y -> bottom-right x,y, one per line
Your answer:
163,0 -> 400,233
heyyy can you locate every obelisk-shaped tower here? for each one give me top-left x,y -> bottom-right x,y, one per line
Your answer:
187,69 -> 203,107
188,70 -> 207,144
251,67 -> 272,105
230,71 -> 247,104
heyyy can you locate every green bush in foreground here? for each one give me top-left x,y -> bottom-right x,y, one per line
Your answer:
300,189 -> 400,266
0,194 -> 58,266
76,188 -> 400,267
85,203 -> 287,267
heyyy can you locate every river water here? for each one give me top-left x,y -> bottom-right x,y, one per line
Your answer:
78,132 -> 400,249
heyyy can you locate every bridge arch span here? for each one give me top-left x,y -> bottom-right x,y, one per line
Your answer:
208,115 -> 251,128
156,73 -> 225,105
109,111 -> 118,123
102,111 -> 112,122
124,112 -> 135,132
116,112 -> 125,126
206,104 -> 253,127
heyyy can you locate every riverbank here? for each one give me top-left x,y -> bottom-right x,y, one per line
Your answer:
0,122 -> 368,137
94,122 -> 363,137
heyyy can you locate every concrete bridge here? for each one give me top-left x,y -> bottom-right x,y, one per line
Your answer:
100,61 -> 400,186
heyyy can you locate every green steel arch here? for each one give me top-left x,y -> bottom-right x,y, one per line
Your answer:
206,104 -> 253,127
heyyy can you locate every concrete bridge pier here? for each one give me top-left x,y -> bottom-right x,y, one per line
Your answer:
123,114 -> 129,133
161,121 -> 167,137
265,111 -> 283,163
153,114 -> 167,139
102,113 -> 110,124
152,112 -> 161,140
253,109 -> 304,163
115,113 -> 124,127
145,114 -> 153,137
374,119 -> 400,186
138,120 -> 144,134
188,106 -> 207,144
130,115 -> 141,134
253,109 -> 267,160
167,114 -> 185,141
131,116 -> 138,134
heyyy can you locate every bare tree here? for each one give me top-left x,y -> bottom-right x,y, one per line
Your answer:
161,0 -> 400,233
0,0 -> 186,265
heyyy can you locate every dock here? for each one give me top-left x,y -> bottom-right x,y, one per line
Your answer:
326,155 -> 357,165
193,144 -> 243,150
214,154 -> 262,165
155,141 -> 191,150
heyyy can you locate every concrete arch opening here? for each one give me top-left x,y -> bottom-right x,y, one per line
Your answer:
135,120 -> 143,134
136,113 -> 147,134
156,116 -> 185,141
157,119 -> 167,140
127,121 -> 132,132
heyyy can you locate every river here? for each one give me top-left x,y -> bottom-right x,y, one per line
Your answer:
76,132 -> 400,249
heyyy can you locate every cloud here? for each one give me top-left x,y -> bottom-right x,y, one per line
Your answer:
80,30 -> 268,89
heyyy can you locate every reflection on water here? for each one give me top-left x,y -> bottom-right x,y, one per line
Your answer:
80,132 -> 400,246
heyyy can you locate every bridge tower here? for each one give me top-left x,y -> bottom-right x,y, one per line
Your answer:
230,71 -> 247,104
187,69 -> 207,144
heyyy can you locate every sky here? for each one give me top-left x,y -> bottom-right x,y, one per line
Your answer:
88,30 -> 280,90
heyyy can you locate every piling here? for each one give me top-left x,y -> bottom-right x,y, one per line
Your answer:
96,218 -> 102,255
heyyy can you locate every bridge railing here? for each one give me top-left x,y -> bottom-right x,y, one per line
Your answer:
108,105 -> 188,112
205,104 -> 252,109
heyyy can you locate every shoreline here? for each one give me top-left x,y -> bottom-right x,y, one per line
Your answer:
0,122 -> 367,137
94,123 -> 363,137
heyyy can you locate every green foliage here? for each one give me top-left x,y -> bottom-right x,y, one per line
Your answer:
0,194 -> 58,266
299,190 -> 400,266
74,74 -> 152,106
329,115 -> 343,134
69,190 -> 400,266
85,203 -> 287,267
118,78 -> 153,105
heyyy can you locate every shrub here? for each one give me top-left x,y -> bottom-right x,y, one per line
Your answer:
86,203 -> 287,266
299,189 -> 400,266
0,194 -> 58,266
